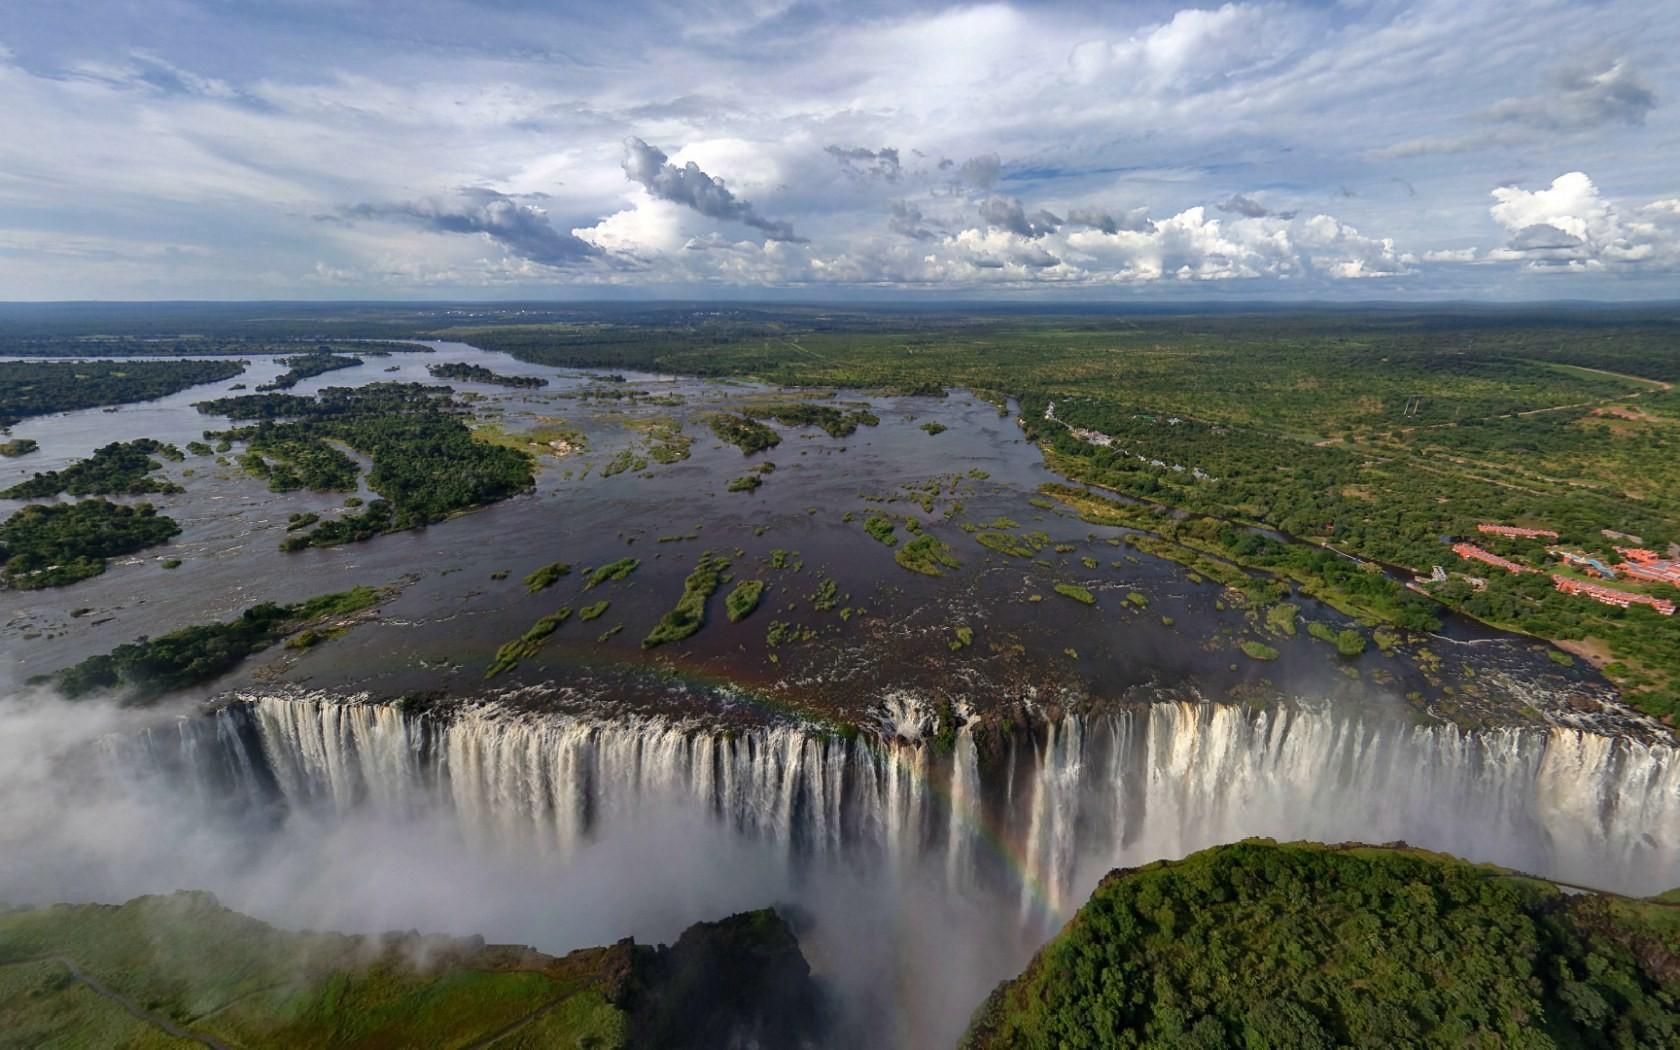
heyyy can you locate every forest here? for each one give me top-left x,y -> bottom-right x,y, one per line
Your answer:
198,382 -> 534,548
0,359 -> 245,427
3,439 -> 184,499
426,361 -> 548,387
47,586 -> 382,701
0,499 -> 180,589
260,351 -> 362,390
963,839 -> 1680,1049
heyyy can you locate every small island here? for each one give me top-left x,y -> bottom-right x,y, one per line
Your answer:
427,361 -> 548,388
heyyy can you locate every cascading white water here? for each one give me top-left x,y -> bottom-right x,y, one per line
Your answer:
114,693 -> 1680,917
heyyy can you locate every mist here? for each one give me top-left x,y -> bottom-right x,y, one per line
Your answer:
0,689 -> 1046,1047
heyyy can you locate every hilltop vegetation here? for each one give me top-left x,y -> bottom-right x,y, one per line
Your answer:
0,500 -> 180,589
963,839 -> 1680,1050
0,358 -> 245,426
0,891 -> 823,1049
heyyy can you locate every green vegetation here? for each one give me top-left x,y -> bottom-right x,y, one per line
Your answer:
0,890 -> 820,1050
261,351 -> 361,391
161,557 -> 182,569
578,600 -> 610,621
601,447 -> 648,476
1125,591 -> 1149,608
951,625 -> 975,650
894,534 -> 959,576
2,439 -> 183,498
449,309 -> 1680,719
745,401 -> 878,438
523,560 -> 571,593
1308,620 -> 1369,657
708,413 -> 780,454
766,620 -> 816,647
975,528 -> 1053,559
47,586 -> 382,701
1053,582 -> 1097,605
426,360 -> 547,387
644,551 -> 731,648
235,428 -> 359,492
1265,602 -> 1300,636
1,500 -> 180,589
727,474 -> 763,492
863,513 -> 898,546
920,421 -> 948,435
199,384 -> 534,550
963,839 -> 1680,1049
0,358 -> 245,427
584,556 -> 640,588
726,579 -> 765,621
811,575 -> 840,610
1240,639 -> 1281,661
486,607 -> 573,676
0,437 -> 37,456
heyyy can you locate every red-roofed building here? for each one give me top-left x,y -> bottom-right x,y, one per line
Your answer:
1553,575 -> 1676,616
1453,543 -> 1531,574
1478,523 -> 1559,540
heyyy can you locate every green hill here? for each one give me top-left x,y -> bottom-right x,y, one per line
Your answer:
0,891 -> 822,1049
962,840 -> 1680,1049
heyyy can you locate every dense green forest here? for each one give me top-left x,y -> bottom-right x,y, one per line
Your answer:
963,840 -> 1680,1049
2,439 -> 183,498
0,891 -> 821,1048
259,350 -> 362,390
197,383 -> 534,548
427,360 -> 548,387
0,499 -> 180,589
47,586 -> 382,701
0,358 -> 245,426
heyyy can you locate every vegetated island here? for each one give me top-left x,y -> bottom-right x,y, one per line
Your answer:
0,891 -> 824,1049
258,351 -> 362,391
427,361 -> 548,387
963,839 -> 1680,1049
0,437 -> 38,457
708,413 -> 780,454
2,439 -> 184,499
448,312 -> 1680,723
42,586 -> 387,702
0,499 -> 180,590
195,383 -> 535,549
0,359 -> 246,427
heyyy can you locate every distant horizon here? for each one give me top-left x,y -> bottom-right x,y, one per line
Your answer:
0,2 -> 1675,300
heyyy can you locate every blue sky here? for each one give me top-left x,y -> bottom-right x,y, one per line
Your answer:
0,0 -> 1676,299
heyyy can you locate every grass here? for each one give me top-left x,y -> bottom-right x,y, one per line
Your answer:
1240,639 -> 1281,661
523,561 -> 571,593
726,579 -> 765,621
1053,582 -> 1096,605
584,557 -> 639,588
643,551 -> 731,648
864,514 -> 899,546
578,600 -> 610,621
894,534 -> 959,576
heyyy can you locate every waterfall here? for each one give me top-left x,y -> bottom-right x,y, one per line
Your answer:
107,693 -> 1680,916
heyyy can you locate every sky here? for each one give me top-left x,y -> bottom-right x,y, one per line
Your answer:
0,0 -> 1676,301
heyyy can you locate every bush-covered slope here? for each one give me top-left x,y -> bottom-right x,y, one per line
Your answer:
962,840 -> 1680,1049
0,891 -> 824,1049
